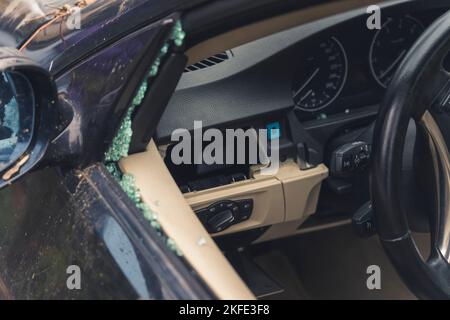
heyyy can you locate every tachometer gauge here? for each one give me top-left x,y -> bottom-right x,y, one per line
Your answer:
292,37 -> 348,112
370,16 -> 424,88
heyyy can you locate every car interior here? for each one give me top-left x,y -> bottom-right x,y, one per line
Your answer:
119,0 -> 450,299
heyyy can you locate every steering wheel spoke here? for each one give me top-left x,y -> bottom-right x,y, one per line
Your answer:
422,63 -> 450,264
421,111 -> 450,263
428,66 -> 450,113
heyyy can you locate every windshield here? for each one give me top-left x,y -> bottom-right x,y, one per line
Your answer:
0,1 -> 80,47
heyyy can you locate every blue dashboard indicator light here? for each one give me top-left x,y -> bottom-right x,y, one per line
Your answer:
266,122 -> 281,140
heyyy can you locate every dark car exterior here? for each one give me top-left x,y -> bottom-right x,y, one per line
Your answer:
0,0 -> 212,299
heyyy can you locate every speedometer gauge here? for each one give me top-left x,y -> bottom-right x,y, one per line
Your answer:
370,16 -> 424,88
292,37 -> 348,112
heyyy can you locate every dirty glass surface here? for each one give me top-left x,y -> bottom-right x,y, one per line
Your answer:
0,71 -> 34,171
0,1 -> 80,47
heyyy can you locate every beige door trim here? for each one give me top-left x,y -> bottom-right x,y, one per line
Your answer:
120,141 -> 255,300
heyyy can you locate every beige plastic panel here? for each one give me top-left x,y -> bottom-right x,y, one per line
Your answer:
185,160 -> 328,236
272,161 -> 328,222
120,141 -> 254,300
186,176 -> 285,236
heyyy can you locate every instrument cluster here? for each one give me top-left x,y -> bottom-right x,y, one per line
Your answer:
292,14 -> 427,114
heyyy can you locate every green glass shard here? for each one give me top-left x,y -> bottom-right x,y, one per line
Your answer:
166,238 -> 183,256
171,21 -> 186,47
105,162 -> 122,180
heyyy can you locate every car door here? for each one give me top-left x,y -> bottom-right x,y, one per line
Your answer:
0,3 -> 213,299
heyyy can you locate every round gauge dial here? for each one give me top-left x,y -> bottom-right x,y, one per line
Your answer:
292,37 -> 348,112
370,16 -> 424,88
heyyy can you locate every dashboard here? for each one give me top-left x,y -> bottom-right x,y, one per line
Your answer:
156,1 -> 450,144
154,1 -> 450,234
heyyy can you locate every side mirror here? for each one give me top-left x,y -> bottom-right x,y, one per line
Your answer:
0,48 -> 57,188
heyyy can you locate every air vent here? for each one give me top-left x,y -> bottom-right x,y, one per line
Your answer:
184,50 -> 233,72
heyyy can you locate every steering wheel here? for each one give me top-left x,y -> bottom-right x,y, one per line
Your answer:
371,10 -> 450,299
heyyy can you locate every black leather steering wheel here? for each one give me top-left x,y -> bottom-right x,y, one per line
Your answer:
371,10 -> 450,299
